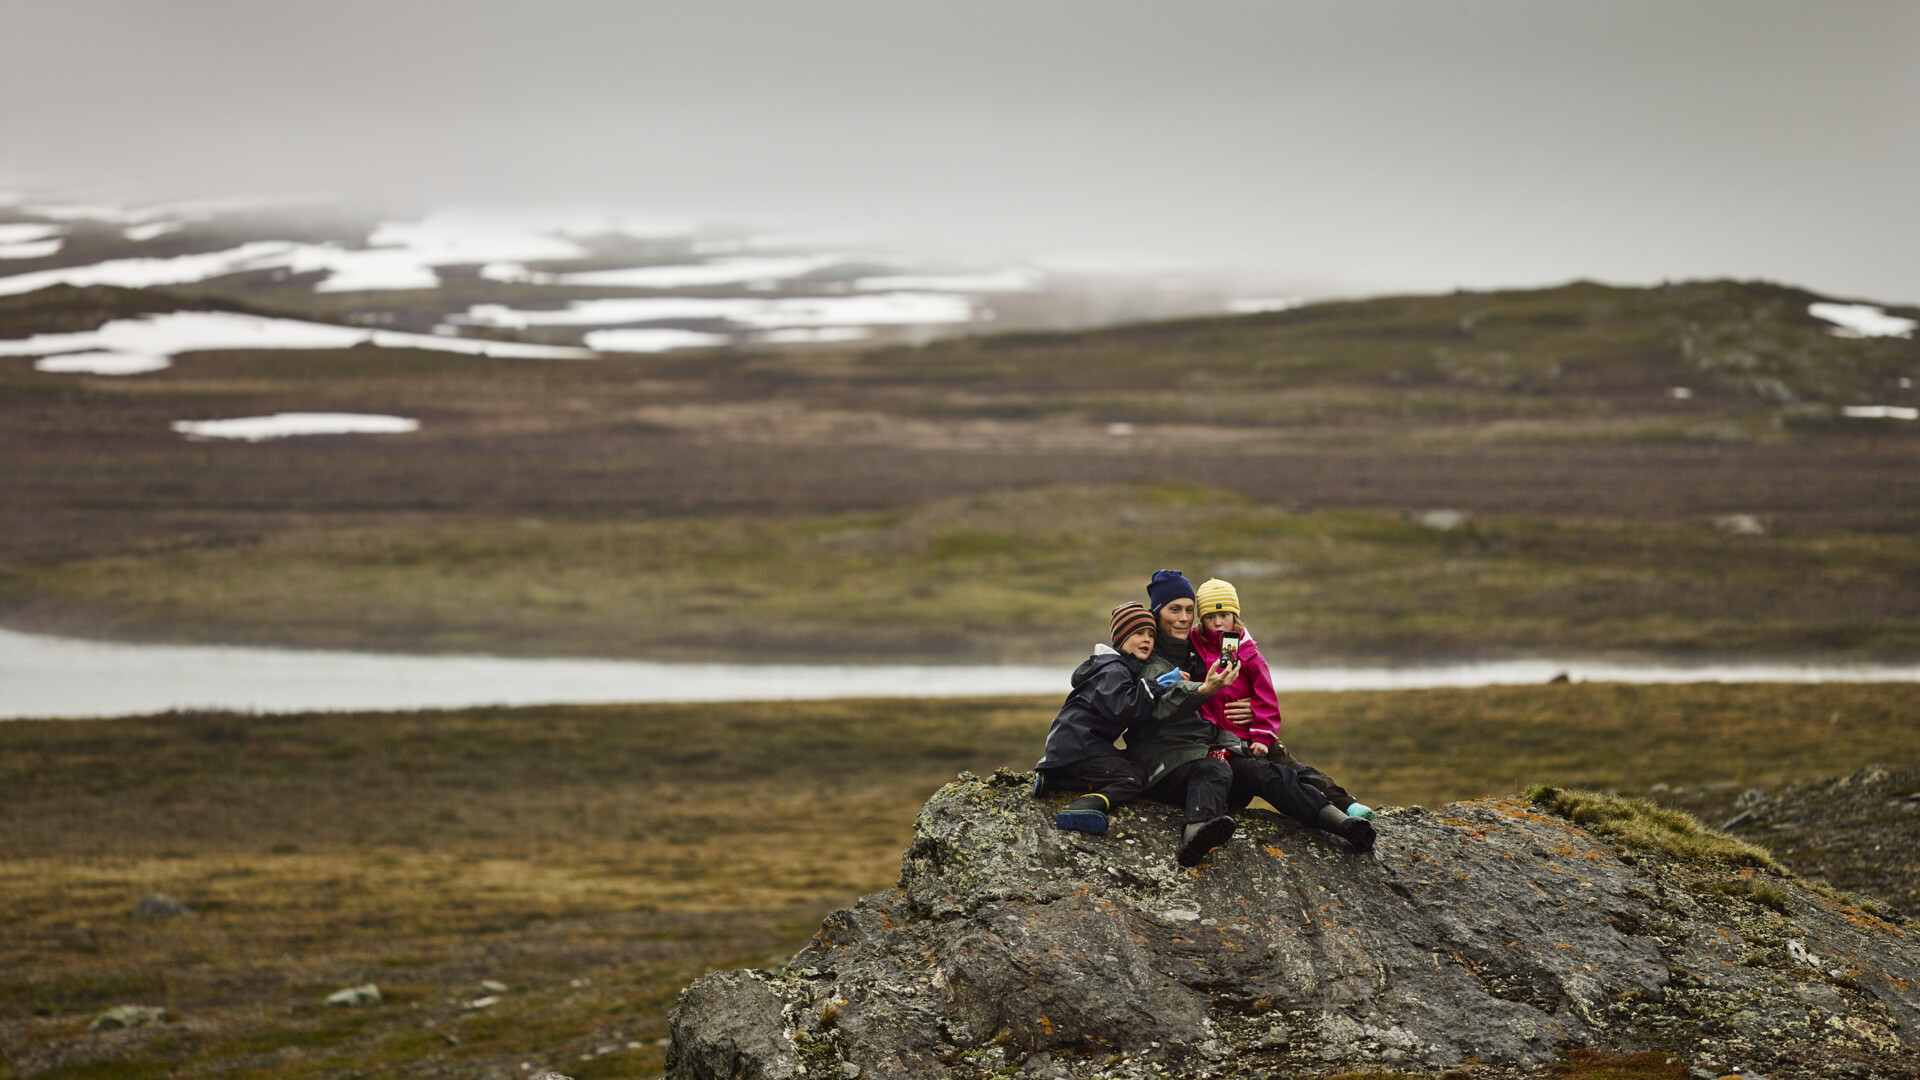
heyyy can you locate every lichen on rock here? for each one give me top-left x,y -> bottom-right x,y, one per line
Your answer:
666,769 -> 1920,1080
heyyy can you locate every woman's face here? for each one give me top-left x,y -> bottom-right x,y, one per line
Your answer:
1157,598 -> 1196,639
1201,611 -> 1237,633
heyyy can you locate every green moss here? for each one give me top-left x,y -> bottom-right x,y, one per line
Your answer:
1527,785 -> 1784,871
1710,878 -> 1791,913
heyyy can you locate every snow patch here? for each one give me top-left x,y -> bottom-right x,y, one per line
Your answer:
0,310 -> 592,376
0,238 -> 62,259
1227,297 -> 1305,315
35,351 -> 172,376
1809,302 -> 1916,339
0,223 -> 65,255
581,328 -> 730,353
1842,405 -> 1919,420
173,413 -> 420,441
124,221 -> 185,242
0,241 -> 300,296
460,292 -> 973,331
546,254 -> 849,289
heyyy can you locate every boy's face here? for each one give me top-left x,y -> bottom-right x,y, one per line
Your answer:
1158,598 -> 1195,639
1118,626 -> 1155,660
1201,611 -> 1236,633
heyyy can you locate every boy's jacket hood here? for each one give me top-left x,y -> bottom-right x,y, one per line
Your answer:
1070,643 -> 1142,688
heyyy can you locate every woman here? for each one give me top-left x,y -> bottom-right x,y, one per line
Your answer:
1129,570 -> 1375,855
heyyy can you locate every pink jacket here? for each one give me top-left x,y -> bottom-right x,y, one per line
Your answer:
1189,625 -> 1283,747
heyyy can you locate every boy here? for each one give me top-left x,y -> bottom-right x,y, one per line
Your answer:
1032,603 -> 1164,836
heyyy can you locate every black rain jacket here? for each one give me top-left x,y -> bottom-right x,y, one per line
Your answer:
1035,645 -> 1157,771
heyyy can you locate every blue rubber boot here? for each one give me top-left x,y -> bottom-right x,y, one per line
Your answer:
1055,793 -> 1111,835
1346,802 -> 1375,821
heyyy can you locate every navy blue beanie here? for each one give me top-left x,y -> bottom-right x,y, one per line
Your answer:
1146,569 -> 1196,615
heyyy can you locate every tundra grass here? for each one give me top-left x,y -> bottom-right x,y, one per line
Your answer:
6,485 -> 1918,663
2,684 -> 1916,1079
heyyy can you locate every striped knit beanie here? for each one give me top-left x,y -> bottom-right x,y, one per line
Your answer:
1195,578 -> 1241,618
1110,602 -> 1156,647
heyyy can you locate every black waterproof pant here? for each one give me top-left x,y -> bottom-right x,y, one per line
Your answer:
1142,757 -> 1233,824
1227,755 -> 1332,826
1294,762 -> 1356,812
1037,754 -> 1147,807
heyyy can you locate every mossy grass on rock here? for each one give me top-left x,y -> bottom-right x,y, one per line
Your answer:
1525,785 -> 1784,872
667,770 -> 1920,1080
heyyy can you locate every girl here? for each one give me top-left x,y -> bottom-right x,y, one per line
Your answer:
1189,577 -> 1373,820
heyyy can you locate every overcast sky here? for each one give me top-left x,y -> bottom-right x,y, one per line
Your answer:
3,0 -> 1916,300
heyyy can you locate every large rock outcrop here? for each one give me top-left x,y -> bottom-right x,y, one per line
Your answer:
667,770 -> 1920,1080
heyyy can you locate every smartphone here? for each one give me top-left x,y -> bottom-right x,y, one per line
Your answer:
1220,631 -> 1242,664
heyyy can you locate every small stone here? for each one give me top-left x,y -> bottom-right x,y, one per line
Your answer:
481,979 -> 509,993
838,1062 -> 863,1079
131,894 -> 190,918
468,995 -> 500,1009
90,1005 -> 168,1031
325,984 -> 381,1007
1714,514 -> 1766,536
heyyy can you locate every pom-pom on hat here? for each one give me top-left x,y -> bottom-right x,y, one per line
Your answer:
1195,578 -> 1241,618
1146,569 -> 1196,615
1110,602 -> 1156,647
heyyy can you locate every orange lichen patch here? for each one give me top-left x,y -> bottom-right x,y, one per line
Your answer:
1837,905 -> 1906,936
1495,804 -> 1567,827
1038,1015 -> 1054,1036
1265,846 -> 1287,858
1554,943 -> 1573,949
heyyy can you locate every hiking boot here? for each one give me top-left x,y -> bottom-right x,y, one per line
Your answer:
1340,815 -> 1376,854
1054,794 -> 1110,835
1177,815 -> 1236,867
1317,803 -> 1376,853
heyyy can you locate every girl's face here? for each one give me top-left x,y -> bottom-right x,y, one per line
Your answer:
1118,627 -> 1155,660
1157,598 -> 1195,639
1201,611 -> 1237,633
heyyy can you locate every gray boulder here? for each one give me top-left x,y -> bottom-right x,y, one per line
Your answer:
131,894 -> 190,917
325,983 -> 382,1007
90,1005 -> 168,1031
667,770 -> 1920,1079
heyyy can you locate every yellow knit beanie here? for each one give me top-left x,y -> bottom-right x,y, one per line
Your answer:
1195,578 -> 1240,618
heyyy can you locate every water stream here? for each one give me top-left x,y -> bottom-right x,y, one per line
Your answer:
5,628 -> 1917,720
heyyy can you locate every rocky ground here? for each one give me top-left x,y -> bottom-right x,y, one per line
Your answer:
666,770 -> 1920,1080
1655,766 -> 1920,925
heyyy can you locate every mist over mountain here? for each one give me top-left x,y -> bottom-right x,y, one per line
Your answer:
4,1 -> 1917,301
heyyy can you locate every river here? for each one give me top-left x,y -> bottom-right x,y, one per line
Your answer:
5,628 -> 1918,720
